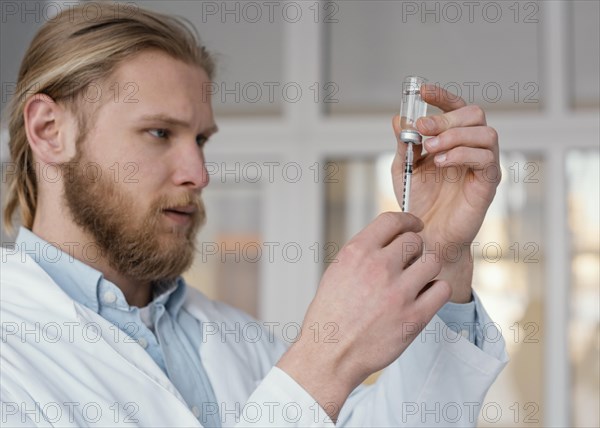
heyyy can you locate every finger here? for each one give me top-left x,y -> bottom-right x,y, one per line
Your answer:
384,231 -> 423,270
401,252 -> 443,298
430,147 -> 498,174
424,126 -> 499,155
416,105 -> 488,137
420,83 -> 467,113
352,212 -> 423,250
414,280 -> 452,322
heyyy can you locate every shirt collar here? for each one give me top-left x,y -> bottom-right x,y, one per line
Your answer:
15,227 -> 187,315
147,276 -> 187,316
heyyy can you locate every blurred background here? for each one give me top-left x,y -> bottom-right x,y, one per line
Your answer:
1,1 -> 598,426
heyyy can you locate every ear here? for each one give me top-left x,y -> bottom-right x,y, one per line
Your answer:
23,94 -> 78,164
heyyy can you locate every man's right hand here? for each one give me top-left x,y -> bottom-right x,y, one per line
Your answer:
276,212 -> 452,421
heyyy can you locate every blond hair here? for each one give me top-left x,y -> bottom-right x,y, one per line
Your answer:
3,1 -> 215,233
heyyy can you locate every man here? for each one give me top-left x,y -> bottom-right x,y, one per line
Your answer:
1,3 -> 507,427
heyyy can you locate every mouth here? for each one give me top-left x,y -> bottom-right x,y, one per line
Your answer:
162,205 -> 197,225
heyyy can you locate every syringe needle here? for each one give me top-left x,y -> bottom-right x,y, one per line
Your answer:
402,142 -> 414,212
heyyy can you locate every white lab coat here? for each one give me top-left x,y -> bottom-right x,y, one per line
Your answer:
0,248 -> 508,427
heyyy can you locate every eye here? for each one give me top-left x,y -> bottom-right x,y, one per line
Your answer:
196,134 -> 209,147
149,129 -> 170,139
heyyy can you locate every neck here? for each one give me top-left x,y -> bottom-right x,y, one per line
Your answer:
31,216 -> 153,307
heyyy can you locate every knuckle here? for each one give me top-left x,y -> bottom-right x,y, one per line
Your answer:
340,240 -> 364,262
437,130 -> 451,147
439,115 -> 451,129
469,104 -> 486,123
497,165 -> 503,183
445,127 -> 463,146
403,231 -> 423,247
378,211 -> 402,229
401,233 -> 422,256
434,281 -> 453,303
485,126 -> 498,143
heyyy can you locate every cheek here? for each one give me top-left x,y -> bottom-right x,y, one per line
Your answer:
80,134 -> 129,171
85,127 -> 171,192
116,161 -> 170,200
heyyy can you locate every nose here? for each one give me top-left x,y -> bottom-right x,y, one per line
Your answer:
171,142 -> 210,190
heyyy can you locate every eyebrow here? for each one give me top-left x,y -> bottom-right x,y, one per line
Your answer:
137,114 -> 219,135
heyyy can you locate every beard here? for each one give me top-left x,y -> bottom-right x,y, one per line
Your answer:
61,151 -> 205,283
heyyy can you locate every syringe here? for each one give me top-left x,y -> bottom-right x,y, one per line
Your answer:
399,76 -> 428,213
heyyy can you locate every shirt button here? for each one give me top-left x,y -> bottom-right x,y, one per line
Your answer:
460,329 -> 469,339
102,291 -> 117,304
137,337 -> 149,349
191,405 -> 200,418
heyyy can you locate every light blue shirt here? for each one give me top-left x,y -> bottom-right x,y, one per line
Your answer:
438,298 -> 479,345
15,227 -> 222,428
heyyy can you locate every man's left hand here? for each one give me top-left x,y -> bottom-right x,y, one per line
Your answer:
391,84 -> 501,303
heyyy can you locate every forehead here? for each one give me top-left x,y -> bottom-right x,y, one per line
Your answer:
100,50 -> 214,126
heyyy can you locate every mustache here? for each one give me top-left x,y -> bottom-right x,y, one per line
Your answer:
153,193 -> 204,213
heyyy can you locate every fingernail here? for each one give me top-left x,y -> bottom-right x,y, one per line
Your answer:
427,137 -> 439,149
434,153 -> 446,164
420,117 -> 435,132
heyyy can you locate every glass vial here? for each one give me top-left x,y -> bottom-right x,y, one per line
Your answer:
399,76 -> 428,144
